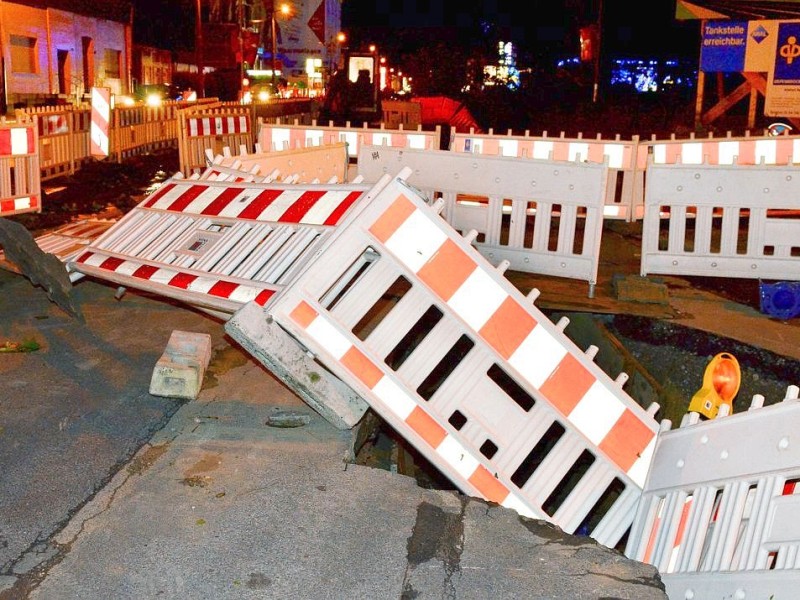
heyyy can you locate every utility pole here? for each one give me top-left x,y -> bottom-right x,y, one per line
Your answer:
239,0 -> 245,98
195,0 -> 204,96
270,2 -> 277,92
592,0 -> 603,103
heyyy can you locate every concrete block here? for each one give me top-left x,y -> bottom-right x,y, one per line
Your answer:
225,302 -> 369,430
149,330 -> 213,400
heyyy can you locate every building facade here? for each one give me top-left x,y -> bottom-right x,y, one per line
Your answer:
0,0 -> 133,111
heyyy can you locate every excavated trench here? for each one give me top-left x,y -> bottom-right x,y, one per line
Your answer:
353,302 -> 800,493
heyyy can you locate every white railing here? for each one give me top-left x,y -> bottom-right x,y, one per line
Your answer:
640,160 -> 800,282
357,144 -> 609,296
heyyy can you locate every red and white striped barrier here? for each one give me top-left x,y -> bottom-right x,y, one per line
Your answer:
67,177 -> 375,315
0,122 -> 40,217
90,87 -> 111,159
450,129 -> 643,221
185,115 -> 250,137
177,107 -> 254,176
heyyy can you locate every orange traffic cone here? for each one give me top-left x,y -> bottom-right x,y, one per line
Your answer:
688,352 -> 741,419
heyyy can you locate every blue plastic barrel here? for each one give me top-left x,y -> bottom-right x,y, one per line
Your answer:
759,281 -> 800,320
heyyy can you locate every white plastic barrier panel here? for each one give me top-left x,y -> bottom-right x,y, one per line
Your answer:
625,385 -> 800,600
450,129 -> 643,221
257,168 -> 659,548
209,141 -> 349,183
357,145 -> 608,296
641,161 -> 800,282
68,177 -> 376,316
258,120 -> 441,159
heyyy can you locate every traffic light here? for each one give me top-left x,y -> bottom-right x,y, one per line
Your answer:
580,25 -> 599,63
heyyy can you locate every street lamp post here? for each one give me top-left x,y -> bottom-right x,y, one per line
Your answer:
195,0 -> 204,97
270,10 -> 277,92
271,3 -> 290,93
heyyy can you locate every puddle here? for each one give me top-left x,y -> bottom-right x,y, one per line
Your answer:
203,345 -> 250,389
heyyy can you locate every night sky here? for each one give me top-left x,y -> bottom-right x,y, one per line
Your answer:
341,1 -> 702,60
131,0 -> 702,60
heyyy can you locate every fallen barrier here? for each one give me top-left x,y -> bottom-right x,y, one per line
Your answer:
232,167 -> 660,547
204,140 -> 349,184
67,176 -> 379,317
0,219 -> 114,272
626,385 -> 800,599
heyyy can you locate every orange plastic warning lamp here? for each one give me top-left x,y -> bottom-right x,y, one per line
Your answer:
687,352 -> 741,419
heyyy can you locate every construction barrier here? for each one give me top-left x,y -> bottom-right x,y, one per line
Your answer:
648,132 -> 800,167
192,162 -> 266,183
177,106 -> 253,176
205,140 -> 349,184
15,106 -> 89,180
13,99 -> 215,182
643,131 -> 800,221
90,87 -> 111,160
257,119 -> 441,178
0,219 -> 114,272
626,385 -> 800,599
450,128 -> 644,222
640,160 -> 800,282
111,102 -> 181,161
252,167 -> 660,547
0,120 -> 40,217
357,145 -> 609,296
67,176 -> 375,316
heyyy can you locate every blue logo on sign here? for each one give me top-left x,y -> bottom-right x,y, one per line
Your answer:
751,25 -> 769,44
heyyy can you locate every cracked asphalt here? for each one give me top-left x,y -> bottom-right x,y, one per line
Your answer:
0,268 -> 667,599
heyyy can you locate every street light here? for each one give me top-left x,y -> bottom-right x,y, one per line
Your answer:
271,3 -> 290,93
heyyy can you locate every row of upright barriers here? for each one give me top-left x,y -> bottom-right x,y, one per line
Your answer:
0,96 -> 313,218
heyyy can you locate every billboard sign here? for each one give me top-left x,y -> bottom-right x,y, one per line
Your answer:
700,20 -> 786,72
700,21 -> 748,71
766,21 -> 800,115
